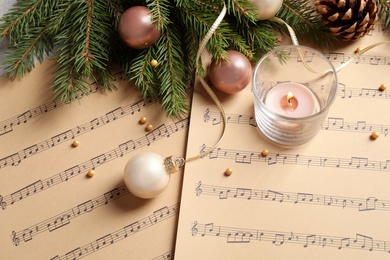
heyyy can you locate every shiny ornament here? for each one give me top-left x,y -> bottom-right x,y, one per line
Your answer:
118,6 -> 161,49
250,0 -> 283,20
123,152 -> 170,199
209,50 -> 252,94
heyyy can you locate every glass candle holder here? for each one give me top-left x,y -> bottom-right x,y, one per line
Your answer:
252,45 -> 338,147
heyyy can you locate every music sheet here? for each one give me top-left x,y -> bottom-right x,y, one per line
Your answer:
0,61 -> 187,259
175,26 -> 390,259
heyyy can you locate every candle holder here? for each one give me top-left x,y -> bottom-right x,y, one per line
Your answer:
252,45 -> 338,146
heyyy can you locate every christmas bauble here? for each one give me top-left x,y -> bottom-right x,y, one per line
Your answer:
251,0 -> 283,20
123,152 -> 170,199
118,6 -> 161,49
209,50 -> 252,94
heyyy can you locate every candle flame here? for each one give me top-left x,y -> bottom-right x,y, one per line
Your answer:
287,92 -> 294,106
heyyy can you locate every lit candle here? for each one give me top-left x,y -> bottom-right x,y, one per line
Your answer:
264,82 -> 319,118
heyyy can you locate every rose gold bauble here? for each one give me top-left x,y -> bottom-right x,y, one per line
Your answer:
209,50 -> 252,94
118,6 -> 161,49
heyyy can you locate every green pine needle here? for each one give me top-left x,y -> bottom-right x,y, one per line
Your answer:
3,0 -> 386,117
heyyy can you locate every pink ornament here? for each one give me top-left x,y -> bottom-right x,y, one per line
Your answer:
209,50 -> 252,94
118,6 -> 161,49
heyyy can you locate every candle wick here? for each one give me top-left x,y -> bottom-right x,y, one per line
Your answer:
287,92 -> 294,107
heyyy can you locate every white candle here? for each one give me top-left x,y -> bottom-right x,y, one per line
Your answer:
265,82 -> 319,118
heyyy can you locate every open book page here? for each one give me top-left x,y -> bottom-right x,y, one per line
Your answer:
175,25 -> 390,259
0,61 -> 187,259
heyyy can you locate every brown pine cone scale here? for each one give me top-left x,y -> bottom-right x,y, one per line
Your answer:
315,0 -> 379,41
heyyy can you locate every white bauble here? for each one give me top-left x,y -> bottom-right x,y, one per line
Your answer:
251,0 -> 283,20
123,152 -> 170,199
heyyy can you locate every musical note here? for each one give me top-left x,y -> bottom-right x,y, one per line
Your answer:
235,152 -> 252,164
354,234 -> 374,251
0,195 -> 6,210
22,228 -> 33,242
218,189 -> 231,199
75,200 -> 94,214
1,122 -> 13,136
95,234 -> 114,250
303,234 -> 317,248
47,214 -> 72,232
227,231 -> 252,243
12,231 -> 20,246
103,188 -> 126,204
203,108 -> 210,122
191,222 -> 198,236
272,234 -> 285,246
65,247 -> 83,260
22,145 -> 39,159
16,111 -> 33,125
0,153 -> 21,168
2,119 -> 188,210
123,221 -> 141,237
151,206 -> 171,223
51,203 -> 179,259
359,197 -> 378,211
295,193 -> 314,204
338,237 -> 350,249
105,107 -> 124,122
193,222 -> 390,253
91,154 -> 107,169
195,181 -> 202,196
60,166 -> 81,181
200,146 -> 389,172
234,188 -> 252,200
50,130 -> 75,145
197,182 -> 390,212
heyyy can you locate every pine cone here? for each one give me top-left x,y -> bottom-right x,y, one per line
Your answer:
315,0 -> 379,41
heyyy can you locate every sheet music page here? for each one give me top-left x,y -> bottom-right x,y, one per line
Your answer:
175,26 -> 390,259
0,61 -> 187,259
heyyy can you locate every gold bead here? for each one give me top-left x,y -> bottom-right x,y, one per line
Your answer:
72,140 -> 80,147
224,168 -> 233,176
379,83 -> 387,92
355,47 -> 363,54
87,170 -> 95,178
371,131 -> 380,140
261,149 -> 269,157
145,124 -> 153,131
150,59 -> 158,67
139,116 -> 147,124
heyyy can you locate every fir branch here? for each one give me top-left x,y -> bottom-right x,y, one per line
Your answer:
225,0 -> 258,23
3,26 -> 52,79
0,0 -> 56,78
276,0 -> 337,48
128,49 -> 159,97
377,0 -> 390,28
182,28 -> 199,87
52,0 -> 114,102
175,4 -> 230,61
156,24 -> 189,117
0,0 -> 44,41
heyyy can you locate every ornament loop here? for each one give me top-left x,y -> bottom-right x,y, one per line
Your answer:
175,157 -> 186,169
164,156 -> 179,174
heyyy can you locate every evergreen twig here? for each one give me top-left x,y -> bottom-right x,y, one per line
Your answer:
2,0 -> 386,117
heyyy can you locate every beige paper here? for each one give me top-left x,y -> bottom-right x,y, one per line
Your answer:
175,26 -> 390,259
0,61 -> 187,259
